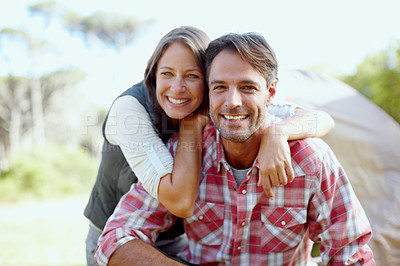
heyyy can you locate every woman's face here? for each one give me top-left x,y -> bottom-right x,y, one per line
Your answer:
156,42 -> 204,120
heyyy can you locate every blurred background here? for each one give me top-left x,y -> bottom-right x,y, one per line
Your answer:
1,0 -> 399,265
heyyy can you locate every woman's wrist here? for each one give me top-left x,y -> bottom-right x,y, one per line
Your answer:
264,124 -> 289,141
180,114 -> 209,135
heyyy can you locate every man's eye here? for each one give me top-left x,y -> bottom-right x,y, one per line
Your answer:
242,86 -> 256,91
213,85 -> 225,91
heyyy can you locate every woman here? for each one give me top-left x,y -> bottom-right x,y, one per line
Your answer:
84,26 -> 334,265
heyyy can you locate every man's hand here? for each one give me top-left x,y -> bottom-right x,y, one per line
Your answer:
108,240 -> 184,266
257,125 -> 294,199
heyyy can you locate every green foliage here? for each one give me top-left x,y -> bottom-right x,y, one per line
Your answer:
29,1 -> 62,17
342,42 -> 400,123
0,27 -> 51,52
39,68 -> 87,106
62,11 -> 152,51
0,144 -> 98,202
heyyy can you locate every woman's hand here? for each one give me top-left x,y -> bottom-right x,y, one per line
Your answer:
257,125 -> 294,200
257,107 -> 335,199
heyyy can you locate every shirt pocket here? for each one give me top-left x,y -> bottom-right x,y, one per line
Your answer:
185,200 -> 225,246
260,206 -> 307,252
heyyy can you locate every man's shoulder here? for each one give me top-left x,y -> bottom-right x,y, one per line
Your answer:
167,122 -> 218,157
289,137 -> 330,153
201,122 -> 219,172
203,121 -> 217,144
289,138 -> 333,175
202,122 -> 218,154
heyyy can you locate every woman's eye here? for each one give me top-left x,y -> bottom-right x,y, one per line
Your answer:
188,73 -> 199,79
161,72 -> 173,77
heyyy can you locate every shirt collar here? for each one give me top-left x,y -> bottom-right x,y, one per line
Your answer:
216,130 -> 226,173
216,113 -> 279,172
215,130 -> 259,174
214,114 -> 306,177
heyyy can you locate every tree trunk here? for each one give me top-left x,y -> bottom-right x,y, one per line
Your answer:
9,105 -> 22,153
30,78 -> 46,145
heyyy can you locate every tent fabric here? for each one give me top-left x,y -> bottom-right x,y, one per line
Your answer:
275,69 -> 400,266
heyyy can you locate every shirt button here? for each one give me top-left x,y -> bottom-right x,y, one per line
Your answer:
281,220 -> 286,226
242,189 -> 247,194
241,222 -> 246,227
237,246 -> 241,250
199,215 -> 204,220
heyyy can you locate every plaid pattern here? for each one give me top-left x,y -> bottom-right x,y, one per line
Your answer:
96,121 -> 374,265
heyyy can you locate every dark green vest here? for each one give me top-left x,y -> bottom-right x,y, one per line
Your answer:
84,82 -> 183,239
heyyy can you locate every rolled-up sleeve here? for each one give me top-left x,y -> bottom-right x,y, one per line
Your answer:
104,96 -> 173,199
95,183 -> 177,265
308,144 -> 374,265
267,102 -> 299,119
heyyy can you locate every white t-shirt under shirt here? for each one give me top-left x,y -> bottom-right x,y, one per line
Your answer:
105,95 -> 296,199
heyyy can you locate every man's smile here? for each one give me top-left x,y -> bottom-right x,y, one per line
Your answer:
222,114 -> 248,121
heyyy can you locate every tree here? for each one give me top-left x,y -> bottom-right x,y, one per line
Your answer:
0,1 -> 148,169
29,1 -> 152,52
0,28 -> 52,146
63,11 -> 150,51
29,1 -> 64,26
0,75 -> 30,154
0,70 -> 86,160
342,42 -> 400,123
27,1 -> 151,154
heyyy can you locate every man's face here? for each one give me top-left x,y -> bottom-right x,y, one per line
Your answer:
208,50 -> 275,142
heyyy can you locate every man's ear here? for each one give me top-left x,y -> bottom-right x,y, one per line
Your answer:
266,80 -> 277,105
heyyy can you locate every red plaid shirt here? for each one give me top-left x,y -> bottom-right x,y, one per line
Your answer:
96,121 -> 374,265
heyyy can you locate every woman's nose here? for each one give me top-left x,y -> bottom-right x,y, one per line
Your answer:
170,76 -> 186,93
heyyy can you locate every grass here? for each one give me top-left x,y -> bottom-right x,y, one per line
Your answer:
0,144 -> 99,265
0,144 -> 98,202
0,196 -> 89,265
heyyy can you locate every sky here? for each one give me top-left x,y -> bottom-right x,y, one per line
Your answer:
1,0 -> 400,108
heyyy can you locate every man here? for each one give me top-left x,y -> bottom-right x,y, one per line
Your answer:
96,33 -> 374,265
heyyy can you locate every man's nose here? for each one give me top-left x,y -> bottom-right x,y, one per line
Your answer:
225,88 -> 242,108
170,76 -> 186,93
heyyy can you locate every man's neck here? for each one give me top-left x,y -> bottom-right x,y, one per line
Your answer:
221,134 -> 262,169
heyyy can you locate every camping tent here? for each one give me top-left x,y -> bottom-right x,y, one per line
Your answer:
275,69 -> 400,265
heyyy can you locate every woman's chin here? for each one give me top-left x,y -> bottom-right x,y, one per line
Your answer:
165,109 -> 196,120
